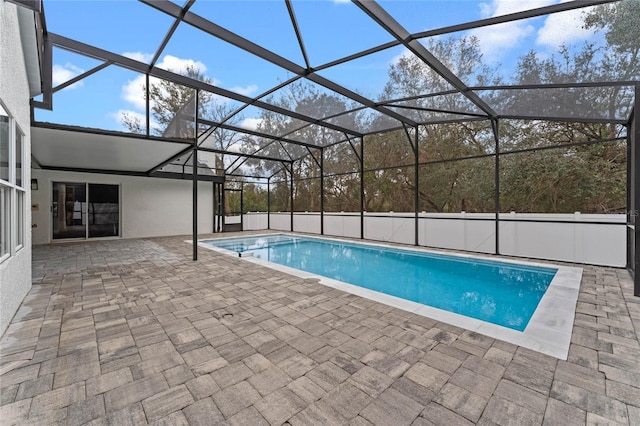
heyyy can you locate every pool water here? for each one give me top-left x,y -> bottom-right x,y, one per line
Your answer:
203,235 -> 557,331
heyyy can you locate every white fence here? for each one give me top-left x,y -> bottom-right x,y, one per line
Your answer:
244,211 -> 626,267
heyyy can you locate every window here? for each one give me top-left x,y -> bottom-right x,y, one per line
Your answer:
0,186 -> 9,260
52,182 -> 120,240
15,126 -> 22,187
0,102 -> 27,262
16,190 -> 24,249
0,114 -> 8,182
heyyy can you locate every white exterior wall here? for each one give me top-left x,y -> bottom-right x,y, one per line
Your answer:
0,2 -> 33,334
293,212 -> 321,234
324,213 -> 360,239
31,169 -> 214,244
244,213 -> 268,230
243,212 -> 626,267
269,213 -> 291,231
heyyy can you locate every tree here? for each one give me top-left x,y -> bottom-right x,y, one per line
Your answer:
122,66 -> 210,138
373,36 -> 499,212
122,65 -> 244,176
245,80 -> 363,212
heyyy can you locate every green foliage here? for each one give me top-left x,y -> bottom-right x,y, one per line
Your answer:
132,4 -> 631,216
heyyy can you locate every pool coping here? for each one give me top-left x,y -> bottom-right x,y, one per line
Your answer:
196,233 -> 582,360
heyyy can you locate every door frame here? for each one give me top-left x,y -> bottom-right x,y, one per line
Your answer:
50,180 -> 122,242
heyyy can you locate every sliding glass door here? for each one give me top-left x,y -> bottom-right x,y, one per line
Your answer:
52,182 -> 119,240
88,184 -> 119,237
52,182 -> 86,239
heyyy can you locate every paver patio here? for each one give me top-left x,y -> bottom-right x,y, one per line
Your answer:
1,233 -> 639,425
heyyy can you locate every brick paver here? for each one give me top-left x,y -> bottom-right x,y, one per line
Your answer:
0,233 -> 638,425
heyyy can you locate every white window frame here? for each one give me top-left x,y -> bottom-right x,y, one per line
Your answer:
0,186 -> 10,263
0,101 -> 27,263
15,126 -> 25,252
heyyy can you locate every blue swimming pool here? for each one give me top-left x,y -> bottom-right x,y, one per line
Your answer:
203,234 -> 558,331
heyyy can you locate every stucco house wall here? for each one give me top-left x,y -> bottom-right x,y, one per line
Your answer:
31,169 -> 215,244
0,1 -> 33,335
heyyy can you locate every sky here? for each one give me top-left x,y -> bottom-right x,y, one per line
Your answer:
34,0 -> 605,133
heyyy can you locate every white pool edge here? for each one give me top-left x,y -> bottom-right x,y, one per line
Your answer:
194,233 -> 582,360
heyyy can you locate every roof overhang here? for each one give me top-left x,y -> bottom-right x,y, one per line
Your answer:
31,124 -> 192,174
14,0 -> 45,97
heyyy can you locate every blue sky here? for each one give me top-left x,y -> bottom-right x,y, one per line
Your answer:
35,0 -> 604,133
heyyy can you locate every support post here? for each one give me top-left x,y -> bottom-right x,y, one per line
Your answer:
360,136 -> 364,240
221,185 -> 226,231
267,177 -> 271,230
192,91 -> 199,261
320,147 -> 324,235
627,124 -> 632,270
240,182 -> 244,231
492,118 -> 500,255
145,74 -> 150,137
213,182 -> 217,233
414,126 -> 419,246
290,163 -> 294,232
633,84 -> 640,296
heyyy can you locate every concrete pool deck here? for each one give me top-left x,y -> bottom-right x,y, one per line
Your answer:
1,233 -> 639,425
199,233 -> 583,360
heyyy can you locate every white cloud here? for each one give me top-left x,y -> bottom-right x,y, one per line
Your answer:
52,63 -> 85,89
470,0 -> 557,61
229,84 -> 258,97
389,48 -> 410,67
536,5 -> 595,48
478,0 -> 556,18
156,54 -> 207,74
470,21 -> 536,61
111,109 -> 160,133
122,75 -> 147,111
117,54 -> 259,131
122,51 -> 154,63
120,54 -> 220,112
240,117 -> 262,131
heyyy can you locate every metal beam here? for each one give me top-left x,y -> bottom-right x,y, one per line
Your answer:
146,146 -> 194,175
267,177 -> 271,229
413,126 -> 419,246
498,115 -> 628,125
360,136 -> 364,239
491,118 -> 500,255
150,0 -> 195,68
31,121 -> 193,145
384,104 -> 488,119
47,33 -> 361,138
38,165 -> 150,177
198,118 -> 324,150
32,35 -> 53,110
633,84 -> 640,296
314,1 -> 615,74
320,147 -> 324,235
51,61 -> 112,94
140,0 -> 306,74
197,147 -> 289,167
413,0 -> 617,40
193,91 -> 199,261
195,75 -> 304,146
140,0 -> 417,128
285,0 -> 311,70
6,0 -> 42,13
353,0 -> 497,118
306,73 -> 417,127
471,81 -> 638,91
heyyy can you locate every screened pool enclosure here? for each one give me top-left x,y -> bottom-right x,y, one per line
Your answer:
16,0 -> 639,295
